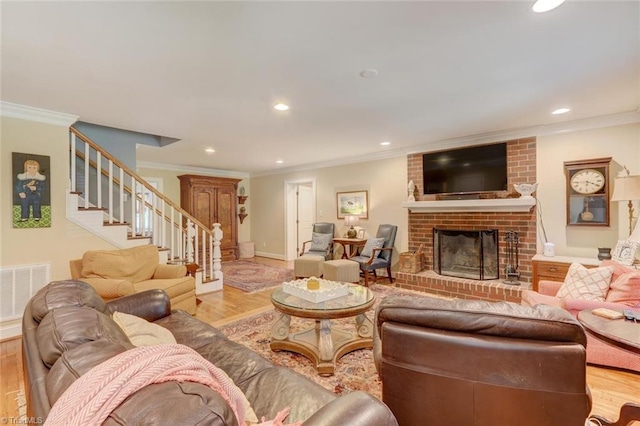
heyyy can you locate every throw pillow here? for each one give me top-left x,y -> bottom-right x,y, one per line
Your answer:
360,237 -> 385,258
113,311 -> 177,347
309,232 -> 332,252
605,271 -> 640,307
556,263 -> 614,302
611,239 -> 640,266
600,259 -> 637,283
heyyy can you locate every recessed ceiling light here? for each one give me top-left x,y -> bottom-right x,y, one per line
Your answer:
532,0 -> 565,13
380,141 -> 391,146
274,103 -> 289,111
205,148 -> 215,153
276,160 -> 284,164
360,69 -> 379,78
552,107 -> 571,115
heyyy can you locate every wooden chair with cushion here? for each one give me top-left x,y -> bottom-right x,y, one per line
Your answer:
299,222 -> 336,260
345,224 -> 397,286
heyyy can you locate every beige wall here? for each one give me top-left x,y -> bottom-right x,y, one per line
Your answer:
536,123 -> 640,258
2,113 -> 637,282
0,116 -> 117,281
249,156 -> 408,263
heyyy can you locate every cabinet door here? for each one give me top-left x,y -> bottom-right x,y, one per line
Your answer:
215,186 -> 237,252
192,185 -> 216,228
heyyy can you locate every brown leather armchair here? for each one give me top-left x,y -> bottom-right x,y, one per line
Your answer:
374,295 -> 592,426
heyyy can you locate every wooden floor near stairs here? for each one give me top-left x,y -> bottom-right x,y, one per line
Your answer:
1,256 -> 639,423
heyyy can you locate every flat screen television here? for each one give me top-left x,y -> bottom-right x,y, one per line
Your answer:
422,142 -> 507,195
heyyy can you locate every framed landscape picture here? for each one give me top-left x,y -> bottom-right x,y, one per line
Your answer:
12,152 -> 51,228
336,190 -> 368,219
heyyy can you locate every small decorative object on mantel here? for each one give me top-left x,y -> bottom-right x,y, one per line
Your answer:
407,180 -> 416,202
503,230 -> 521,285
513,183 -> 538,199
597,247 -> 612,261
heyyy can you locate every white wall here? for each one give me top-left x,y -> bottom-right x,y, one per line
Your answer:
249,156 -> 408,263
536,123 -> 640,258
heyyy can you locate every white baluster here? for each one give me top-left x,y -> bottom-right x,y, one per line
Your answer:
70,133 -> 76,192
212,223 -> 223,284
186,220 -> 195,263
96,151 -> 102,209
108,161 -> 113,224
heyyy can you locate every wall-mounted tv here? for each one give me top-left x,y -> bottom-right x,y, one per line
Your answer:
422,142 -> 507,195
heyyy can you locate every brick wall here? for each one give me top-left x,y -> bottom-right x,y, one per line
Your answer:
398,137 -> 537,302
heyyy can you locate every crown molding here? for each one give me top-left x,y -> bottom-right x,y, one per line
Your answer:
110,109 -> 640,179
0,101 -> 79,126
404,110 -> 640,155
253,110 -> 640,177
136,160 -> 250,179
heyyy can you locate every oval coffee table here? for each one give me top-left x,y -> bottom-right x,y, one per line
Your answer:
270,283 -> 375,376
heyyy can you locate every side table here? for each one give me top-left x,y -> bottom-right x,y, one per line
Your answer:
333,237 -> 366,259
578,310 -> 640,426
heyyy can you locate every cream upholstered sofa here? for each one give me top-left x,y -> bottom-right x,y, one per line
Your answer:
70,245 -> 196,314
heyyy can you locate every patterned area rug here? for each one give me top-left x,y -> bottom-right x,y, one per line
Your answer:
221,260 -> 294,293
218,284 -> 446,399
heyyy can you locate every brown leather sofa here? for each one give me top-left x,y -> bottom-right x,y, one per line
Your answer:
23,280 -> 398,425
374,295 -> 591,426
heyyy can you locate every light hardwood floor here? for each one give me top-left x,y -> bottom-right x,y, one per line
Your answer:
1,257 -> 638,424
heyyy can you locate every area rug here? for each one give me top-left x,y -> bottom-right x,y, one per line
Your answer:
218,284 -> 446,398
221,260 -> 294,293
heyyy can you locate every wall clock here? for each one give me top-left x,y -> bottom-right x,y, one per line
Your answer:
564,157 -> 611,226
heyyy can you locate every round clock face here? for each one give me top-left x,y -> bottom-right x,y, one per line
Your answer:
570,169 -> 605,194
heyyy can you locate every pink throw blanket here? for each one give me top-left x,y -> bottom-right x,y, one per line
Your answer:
45,344 -> 295,426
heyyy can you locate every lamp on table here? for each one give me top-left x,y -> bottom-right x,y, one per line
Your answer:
611,167 -> 640,236
345,215 -> 359,238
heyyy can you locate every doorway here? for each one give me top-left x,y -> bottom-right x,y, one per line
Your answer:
285,179 -> 316,261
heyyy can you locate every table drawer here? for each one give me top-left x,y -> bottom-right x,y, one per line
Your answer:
532,259 -> 597,291
535,261 -> 570,280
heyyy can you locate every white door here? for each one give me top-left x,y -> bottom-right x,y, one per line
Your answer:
284,179 -> 316,261
297,184 -> 314,253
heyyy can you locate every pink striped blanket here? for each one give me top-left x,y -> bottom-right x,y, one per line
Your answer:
45,344 -> 296,426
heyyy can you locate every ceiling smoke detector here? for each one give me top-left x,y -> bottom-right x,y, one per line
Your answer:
359,69 -> 379,78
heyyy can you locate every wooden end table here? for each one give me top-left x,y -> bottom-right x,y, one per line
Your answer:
333,237 -> 367,259
270,282 -> 375,376
578,309 -> 640,426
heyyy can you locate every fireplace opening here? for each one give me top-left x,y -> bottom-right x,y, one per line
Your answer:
433,228 -> 499,280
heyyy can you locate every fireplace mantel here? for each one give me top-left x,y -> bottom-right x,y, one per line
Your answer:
402,198 -> 536,213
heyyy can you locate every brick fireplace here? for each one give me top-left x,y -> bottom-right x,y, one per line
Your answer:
396,138 -> 537,303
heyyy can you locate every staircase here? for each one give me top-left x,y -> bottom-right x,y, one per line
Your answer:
66,127 -> 223,294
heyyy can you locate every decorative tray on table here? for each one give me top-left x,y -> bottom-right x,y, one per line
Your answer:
282,277 -> 350,303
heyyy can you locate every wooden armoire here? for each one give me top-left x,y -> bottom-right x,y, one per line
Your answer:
178,175 -> 241,261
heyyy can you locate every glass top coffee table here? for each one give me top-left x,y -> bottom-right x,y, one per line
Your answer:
270,282 -> 375,376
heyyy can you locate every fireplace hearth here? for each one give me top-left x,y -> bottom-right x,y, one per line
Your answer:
433,228 -> 499,280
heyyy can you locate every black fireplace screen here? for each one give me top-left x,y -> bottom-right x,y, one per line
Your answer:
433,228 -> 499,280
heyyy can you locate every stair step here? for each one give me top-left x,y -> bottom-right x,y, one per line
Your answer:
127,235 -> 151,240
78,207 -> 107,211
103,221 -> 129,226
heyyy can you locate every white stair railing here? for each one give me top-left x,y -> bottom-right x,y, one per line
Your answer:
69,128 -> 221,282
